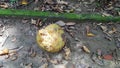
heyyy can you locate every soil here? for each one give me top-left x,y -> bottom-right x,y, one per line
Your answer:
0,0 -> 120,68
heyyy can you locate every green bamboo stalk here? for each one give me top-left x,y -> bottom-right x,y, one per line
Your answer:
0,9 -> 120,22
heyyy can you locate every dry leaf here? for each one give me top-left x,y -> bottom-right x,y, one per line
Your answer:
31,19 -> 37,24
39,63 -> 48,68
108,27 -> 117,34
57,0 -> 68,5
100,25 -> 107,32
0,3 -> 9,8
87,33 -> 95,37
82,45 -> 90,53
25,63 -> 33,68
10,56 -> 17,61
0,48 -> 9,55
66,22 -> 76,26
102,12 -> 111,16
64,47 -> 71,60
49,59 -> 58,64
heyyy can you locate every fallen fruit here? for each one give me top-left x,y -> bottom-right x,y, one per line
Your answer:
36,24 -> 65,53
103,54 -> 113,60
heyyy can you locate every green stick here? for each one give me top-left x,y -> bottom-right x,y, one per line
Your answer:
0,9 -> 120,22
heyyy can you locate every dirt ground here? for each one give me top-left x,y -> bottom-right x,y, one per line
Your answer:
0,0 -> 120,68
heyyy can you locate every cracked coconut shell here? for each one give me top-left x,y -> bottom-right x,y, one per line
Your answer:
36,24 -> 65,53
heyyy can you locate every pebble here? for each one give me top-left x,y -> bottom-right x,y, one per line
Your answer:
55,20 -> 66,26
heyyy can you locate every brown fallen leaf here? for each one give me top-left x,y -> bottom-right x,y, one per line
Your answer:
49,59 -> 58,64
64,47 -> 71,60
82,45 -> 90,53
100,25 -> 108,32
108,27 -> 117,34
0,48 -> 9,55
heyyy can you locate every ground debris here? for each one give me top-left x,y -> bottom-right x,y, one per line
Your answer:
96,49 -> 102,59
39,63 -> 48,68
85,25 -> 95,37
28,47 -> 36,58
0,2 -> 9,8
57,0 -> 68,5
10,55 -> 18,61
49,59 -> 59,64
66,22 -> 76,26
108,27 -> 117,34
100,25 -> 108,32
87,33 -> 95,37
24,63 -> 33,68
63,46 -> 71,60
0,48 -> 9,56
0,46 -> 23,56
91,53 -> 104,66
82,45 -> 90,53
31,19 -> 37,25
102,12 -> 111,16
